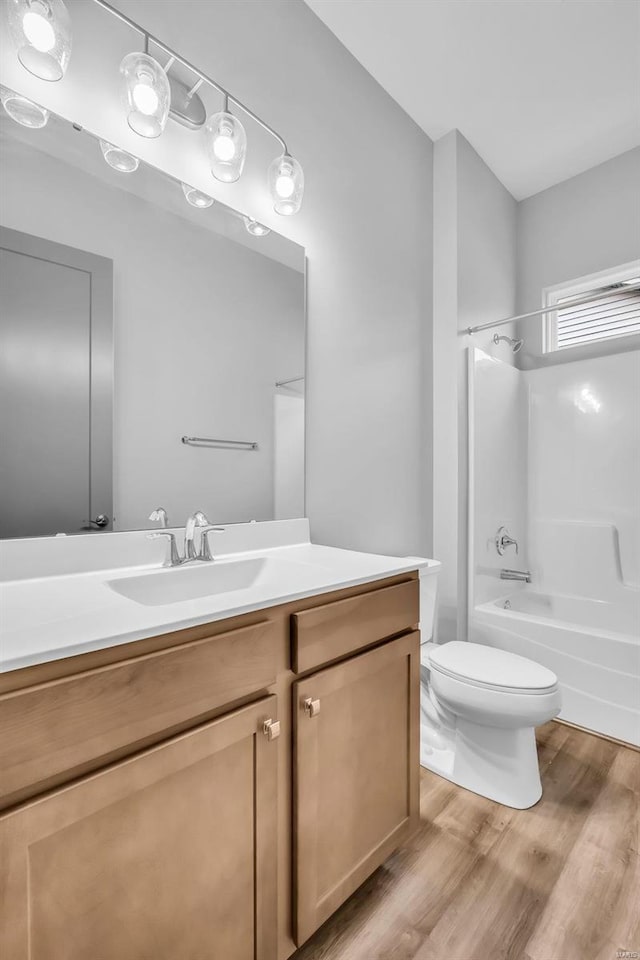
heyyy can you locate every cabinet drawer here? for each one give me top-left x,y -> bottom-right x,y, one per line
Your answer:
0,619 -> 277,810
292,577 -> 419,673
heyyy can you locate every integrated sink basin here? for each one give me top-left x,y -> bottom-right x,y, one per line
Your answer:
108,557 -> 269,606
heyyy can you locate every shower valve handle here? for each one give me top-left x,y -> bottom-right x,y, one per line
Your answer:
496,526 -> 518,556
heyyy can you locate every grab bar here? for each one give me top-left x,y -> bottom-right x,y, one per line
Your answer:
181,436 -> 258,450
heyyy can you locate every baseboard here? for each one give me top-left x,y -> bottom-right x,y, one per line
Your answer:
552,717 -> 639,753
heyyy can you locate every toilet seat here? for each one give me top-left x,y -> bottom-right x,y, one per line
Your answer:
428,641 -> 558,695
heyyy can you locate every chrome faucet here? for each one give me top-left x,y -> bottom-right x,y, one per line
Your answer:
148,511 -> 223,566
184,510 -> 210,561
500,568 -> 531,583
495,526 -> 518,556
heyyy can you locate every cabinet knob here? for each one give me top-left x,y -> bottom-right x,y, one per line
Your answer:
303,697 -> 321,718
263,718 -> 280,741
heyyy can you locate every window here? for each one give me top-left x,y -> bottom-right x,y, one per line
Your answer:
544,264 -> 640,353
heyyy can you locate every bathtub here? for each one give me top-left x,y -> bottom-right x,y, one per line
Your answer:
472,590 -> 640,746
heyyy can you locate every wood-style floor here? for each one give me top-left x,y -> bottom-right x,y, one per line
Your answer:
292,722 -> 640,960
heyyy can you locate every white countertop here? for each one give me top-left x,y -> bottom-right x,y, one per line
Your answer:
0,537 -> 437,673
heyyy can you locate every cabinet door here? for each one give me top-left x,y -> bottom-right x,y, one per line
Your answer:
293,632 -> 420,945
0,696 -> 279,960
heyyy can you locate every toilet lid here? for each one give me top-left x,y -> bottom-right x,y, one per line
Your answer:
429,641 -> 558,692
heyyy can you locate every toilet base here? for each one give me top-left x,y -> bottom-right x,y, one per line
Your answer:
420,720 -> 543,809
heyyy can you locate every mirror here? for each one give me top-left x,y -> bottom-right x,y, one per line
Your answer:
0,110 -> 306,539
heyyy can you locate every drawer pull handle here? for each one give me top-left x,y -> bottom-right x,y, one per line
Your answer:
263,718 -> 281,741
304,697 -> 321,718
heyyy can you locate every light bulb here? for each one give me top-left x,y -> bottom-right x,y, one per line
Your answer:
120,52 -> 170,138
100,140 -> 139,173
206,111 -> 247,183
132,81 -> 159,116
1,87 -> 49,128
243,217 -> 271,237
182,183 -> 214,208
268,153 -> 304,215
22,10 -> 55,51
213,134 -> 236,162
7,0 -> 72,81
275,173 -> 295,199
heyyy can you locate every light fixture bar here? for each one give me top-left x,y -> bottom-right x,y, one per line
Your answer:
92,0 -> 288,153
187,78 -> 204,99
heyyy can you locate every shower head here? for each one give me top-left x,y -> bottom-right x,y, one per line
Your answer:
493,333 -> 524,353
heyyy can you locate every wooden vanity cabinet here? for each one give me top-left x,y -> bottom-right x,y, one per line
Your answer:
292,631 -> 420,945
0,696 -> 279,960
0,571 -> 420,959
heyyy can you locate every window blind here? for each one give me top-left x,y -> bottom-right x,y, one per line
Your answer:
554,281 -> 640,349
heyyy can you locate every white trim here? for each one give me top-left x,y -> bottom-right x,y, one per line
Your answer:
543,259 -> 640,354
466,347 -> 476,640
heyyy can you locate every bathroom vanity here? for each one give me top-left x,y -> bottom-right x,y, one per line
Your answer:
0,529 -> 436,959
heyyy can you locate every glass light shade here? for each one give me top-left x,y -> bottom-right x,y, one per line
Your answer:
6,0 -> 72,81
205,111 -> 247,183
181,183 -> 214,208
268,153 -> 304,215
1,87 -> 48,128
120,52 -> 170,139
99,139 -> 139,173
243,217 -> 270,237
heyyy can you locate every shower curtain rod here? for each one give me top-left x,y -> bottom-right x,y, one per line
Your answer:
465,284 -> 640,336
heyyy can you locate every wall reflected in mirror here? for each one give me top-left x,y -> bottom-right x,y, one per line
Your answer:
0,109 -> 306,539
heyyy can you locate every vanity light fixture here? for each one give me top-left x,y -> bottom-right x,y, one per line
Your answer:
91,1 -> 305,211
268,153 -> 304,216
243,217 -> 270,238
206,99 -> 247,183
181,182 -> 214,208
99,139 -> 139,173
120,50 -> 171,139
7,0 -> 72,81
0,87 -> 49,128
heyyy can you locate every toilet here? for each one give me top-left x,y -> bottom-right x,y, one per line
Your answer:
420,640 -> 561,809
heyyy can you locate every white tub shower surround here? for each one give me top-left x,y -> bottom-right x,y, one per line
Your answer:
470,348 -> 640,746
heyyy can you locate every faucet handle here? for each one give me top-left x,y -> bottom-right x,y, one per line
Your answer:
148,532 -> 183,567
198,526 -> 226,562
495,526 -> 518,556
148,507 -> 168,528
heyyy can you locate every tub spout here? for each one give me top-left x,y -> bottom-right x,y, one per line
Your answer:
500,568 -> 532,583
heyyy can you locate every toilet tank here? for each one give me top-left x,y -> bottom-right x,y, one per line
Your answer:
418,560 -> 441,642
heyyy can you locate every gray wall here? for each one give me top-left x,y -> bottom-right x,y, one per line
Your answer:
516,146 -> 640,358
456,135 -> 518,638
433,131 -> 517,641
109,0 -> 435,556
